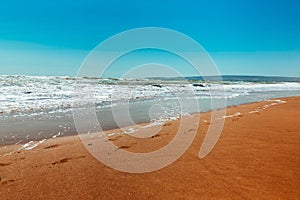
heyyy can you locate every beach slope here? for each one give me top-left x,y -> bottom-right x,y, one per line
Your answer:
0,97 -> 299,199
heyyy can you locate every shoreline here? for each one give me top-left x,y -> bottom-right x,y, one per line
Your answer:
0,95 -> 298,148
0,96 -> 300,199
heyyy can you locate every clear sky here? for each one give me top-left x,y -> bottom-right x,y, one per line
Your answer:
0,0 -> 299,77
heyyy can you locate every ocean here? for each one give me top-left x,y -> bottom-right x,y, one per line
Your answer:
1,75 -> 300,146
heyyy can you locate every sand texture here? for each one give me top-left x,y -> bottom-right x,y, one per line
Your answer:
0,97 -> 299,199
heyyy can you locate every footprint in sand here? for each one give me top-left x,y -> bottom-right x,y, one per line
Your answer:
44,144 -> 59,149
0,162 -> 11,167
118,145 -> 131,149
1,179 -> 15,185
52,156 -> 85,165
232,113 -> 243,121
163,123 -> 172,127
151,134 -> 161,138
108,135 -> 123,141
188,129 -> 196,133
116,142 -> 138,150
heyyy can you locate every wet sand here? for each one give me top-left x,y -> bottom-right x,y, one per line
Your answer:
0,97 -> 299,199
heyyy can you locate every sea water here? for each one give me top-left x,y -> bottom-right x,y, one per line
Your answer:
0,75 -> 300,145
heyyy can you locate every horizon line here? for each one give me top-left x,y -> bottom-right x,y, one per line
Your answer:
1,74 -> 300,79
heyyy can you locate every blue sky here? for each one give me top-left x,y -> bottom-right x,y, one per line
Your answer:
0,0 -> 299,77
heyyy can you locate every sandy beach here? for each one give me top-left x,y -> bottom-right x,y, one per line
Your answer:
0,96 -> 299,199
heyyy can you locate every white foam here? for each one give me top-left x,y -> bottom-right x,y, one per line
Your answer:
52,132 -> 61,138
0,75 -> 299,116
248,99 -> 287,114
248,110 -> 259,114
23,139 -> 46,150
1,138 -> 47,157
124,128 -> 135,134
222,112 -> 242,119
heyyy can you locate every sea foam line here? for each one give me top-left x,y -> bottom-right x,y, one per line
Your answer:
218,99 -> 287,119
0,131 -> 65,157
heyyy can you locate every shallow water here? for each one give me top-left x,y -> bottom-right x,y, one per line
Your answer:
0,75 -> 300,145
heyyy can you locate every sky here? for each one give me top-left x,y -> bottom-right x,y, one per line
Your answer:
0,0 -> 299,77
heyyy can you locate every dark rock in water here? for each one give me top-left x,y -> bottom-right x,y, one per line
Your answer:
192,83 -> 205,87
152,84 -> 163,88
24,91 -> 32,94
108,78 -> 119,81
65,77 -> 75,80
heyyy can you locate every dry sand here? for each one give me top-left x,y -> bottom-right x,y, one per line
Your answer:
0,97 -> 299,199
